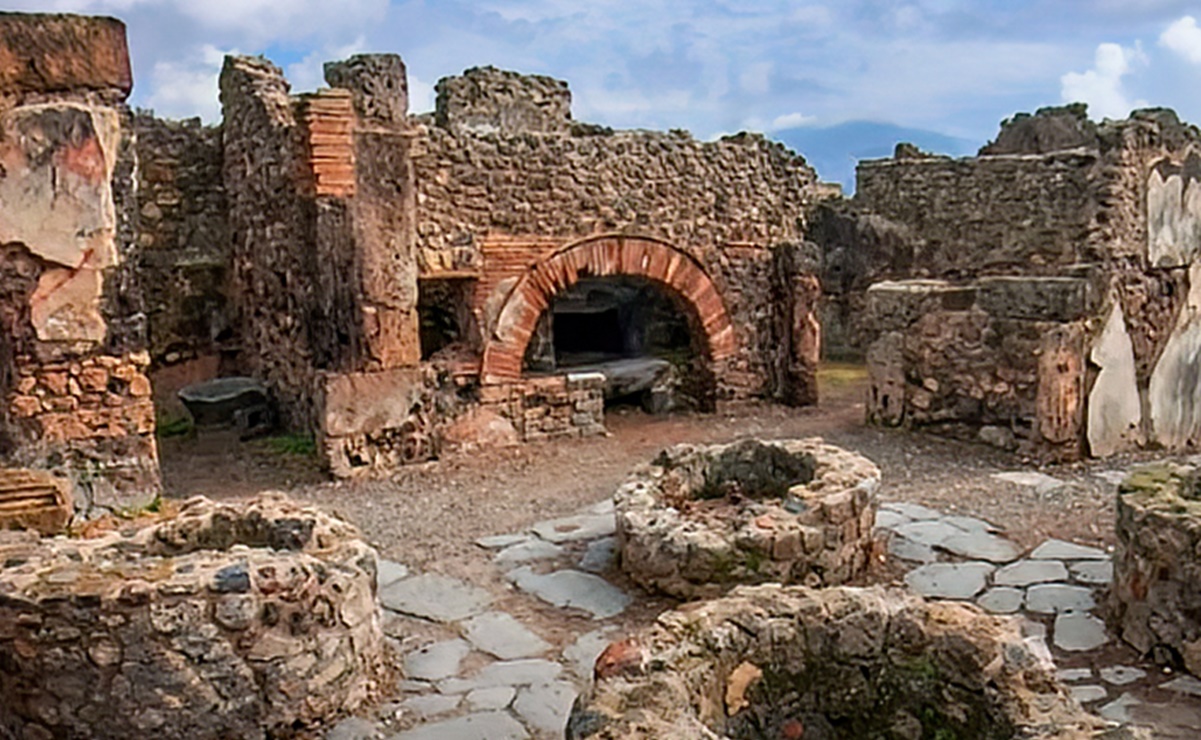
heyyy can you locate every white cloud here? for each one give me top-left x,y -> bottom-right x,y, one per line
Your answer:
1161,16 -> 1201,64
286,36 -> 369,94
1060,42 -> 1148,120
738,62 -> 772,95
409,75 -> 436,114
770,111 -> 817,129
144,44 -> 234,122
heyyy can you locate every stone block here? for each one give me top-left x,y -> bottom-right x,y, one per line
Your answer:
976,276 -> 1091,322
0,467 -> 72,534
319,367 -> 423,437
324,54 -> 408,125
0,14 -> 132,98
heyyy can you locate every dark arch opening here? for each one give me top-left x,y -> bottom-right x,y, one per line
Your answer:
523,275 -> 715,412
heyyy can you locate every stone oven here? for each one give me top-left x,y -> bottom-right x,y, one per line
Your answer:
0,493 -> 392,739
568,585 -> 1100,739
615,438 -> 879,598
1112,462 -> 1201,676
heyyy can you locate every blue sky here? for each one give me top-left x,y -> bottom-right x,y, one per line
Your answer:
13,1 -> 1201,179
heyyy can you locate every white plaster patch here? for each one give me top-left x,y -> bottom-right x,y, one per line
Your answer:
1087,303 -> 1142,456
1150,263 -> 1201,448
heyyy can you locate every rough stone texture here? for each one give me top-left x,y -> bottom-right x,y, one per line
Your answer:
616,438 -> 880,599
0,493 -> 393,739
0,14 -> 158,509
478,373 -> 605,443
844,107 -> 1201,459
568,585 -> 1101,739
0,467 -> 72,534
1111,463 -> 1201,676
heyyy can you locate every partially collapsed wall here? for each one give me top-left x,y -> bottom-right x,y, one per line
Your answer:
0,13 -> 159,512
831,106 -> 1201,459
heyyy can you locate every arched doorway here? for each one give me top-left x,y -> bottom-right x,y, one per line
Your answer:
480,235 -> 737,407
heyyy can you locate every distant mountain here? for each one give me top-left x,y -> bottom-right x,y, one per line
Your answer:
772,121 -> 980,194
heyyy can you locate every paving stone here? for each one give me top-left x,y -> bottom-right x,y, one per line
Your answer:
507,567 -> 631,618
880,502 -> 943,520
1098,692 -> 1143,723
1094,470 -> 1128,485
494,539 -> 563,565
563,628 -> 616,678
476,533 -> 531,549
977,587 -> 1024,614
388,711 -> 529,740
1056,668 -> 1093,682
1029,539 -> 1108,561
1026,584 -> 1096,614
992,471 -> 1066,493
1069,685 -> 1108,704
326,717 -> 382,740
513,680 -> 578,734
462,612 -> 550,660
873,509 -> 910,531
438,659 -> 564,694
941,514 -> 999,533
531,513 -> 615,543
888,535 -> 937,563
938,531 -> 1021,563
893,519 -> 962,546
579,537 -> 617,573
588,498 -> 615,515
1099,666 -> 1146,686
1161,675 -> 1201,697
465,686 -> 515,711
994,559 -> 1068,587
401,693 -> 460,718
380,573 -> 494,623
403,639 -> 472,681
377,560 -> 411,590
1020,618 -> 1047,639
904,562 -> 995,600
399,679 -> 433,693
1069,560 -> 1113,585
1053,612 -> 1109,651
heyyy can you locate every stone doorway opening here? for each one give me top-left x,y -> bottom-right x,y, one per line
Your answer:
522,275 -> 715,412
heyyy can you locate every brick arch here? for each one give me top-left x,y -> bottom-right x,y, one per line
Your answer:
480,234 -> 737,384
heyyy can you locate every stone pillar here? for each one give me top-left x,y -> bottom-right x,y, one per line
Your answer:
0,13 -> 159,514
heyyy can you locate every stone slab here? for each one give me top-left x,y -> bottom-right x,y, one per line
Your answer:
1099,666 -> 1146,686
873,509 -> 910,531
992,471 -> 1066,493
562,628 -> 616,678
939,531 -> 1021,563
465,686 -> 515,711
1056,668 -> 1093,682
377,559 -> 411,590
388,711 -> 529,740
438,659 -> 563,694
1098,692 -> 1142,723
578,537 -> 617,573
326,717 -> 382,740
1087,304 -> 1142,457
401,694 -> 460,718
476,533 -> 531,549
507,567 -> 630,618
461,612 -> 550,660
888,535 -> 937,563
893,519 -> 962,547
1053,612 -> 1109,651
531,513 -> 615,543
904,562 -> 995,600
994,559 -> 1068,587
494,539 -> 563,565
1069,560 -> 1113,585
380,573 -> 493,623
941,515 -> 999,533
1161,675 -> 1201,697
879,501 -> 943,520
977,587 -> 1024,614
403,639 -> 472,681
0,14 -> 132,96
1026,584 -> 1096,614
1029,538 -> 1108,561
1068,685 -> 1107,704
513,681 -> 578,734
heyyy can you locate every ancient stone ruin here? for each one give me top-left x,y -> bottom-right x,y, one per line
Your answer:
0,493 -> 391,739
615,438 -> 879,598
816,105 -> 1201,461
1111,463 -> 1201,676
568,584 -> 1101,739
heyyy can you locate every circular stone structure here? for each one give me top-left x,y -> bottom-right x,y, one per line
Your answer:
615,438 -> 880,598
568,585 -> 1101,739
0,493 -> 392,740
1112,463 -> 1201,675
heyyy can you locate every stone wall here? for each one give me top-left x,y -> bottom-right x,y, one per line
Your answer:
0,13 -> 159,510
133,114 -> 230,371
847,107 -> 1201,459
478,372 -> 605,443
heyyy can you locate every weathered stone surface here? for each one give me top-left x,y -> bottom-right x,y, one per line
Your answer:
494,538 -> 563,565
616,438 -> 880,599
513,681 -> 577,734
438,659 -> 563,694
0,467 -> 72,534
389,711 -> 529,740
1087,304 -> 1142,456
1070,560 -> 1113,585
904,561 -> 995,600
977,587 -> 1025,614
888,535 -> 937,563
995,559 -> 1069,587
320,367 -> 424,437
465,686 -> 516,711
938,530 -> 1021,563
579,536 -> 617,573
1069,685 -> 1108,704
1099,666 -> 1146,686
531,511 -> 615,544
976,276 -> 1092,322
325,54 -> 408,125
402,694 -> 460,718
1026,584 -> 1097,614
0,494 -> 392,740
461,612 -> 550,660
1054,612 -> 1109,652
507,567 -> 630,619
404,639 -> 472,681
1149,264 -> 1201,448
1030,538 -> 1108,560
1147,151 -> 1201,267
568,585 -> 1100,739
379,573 -> 493,623
993,471 -> 1067,493
0,13 -> 132,97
